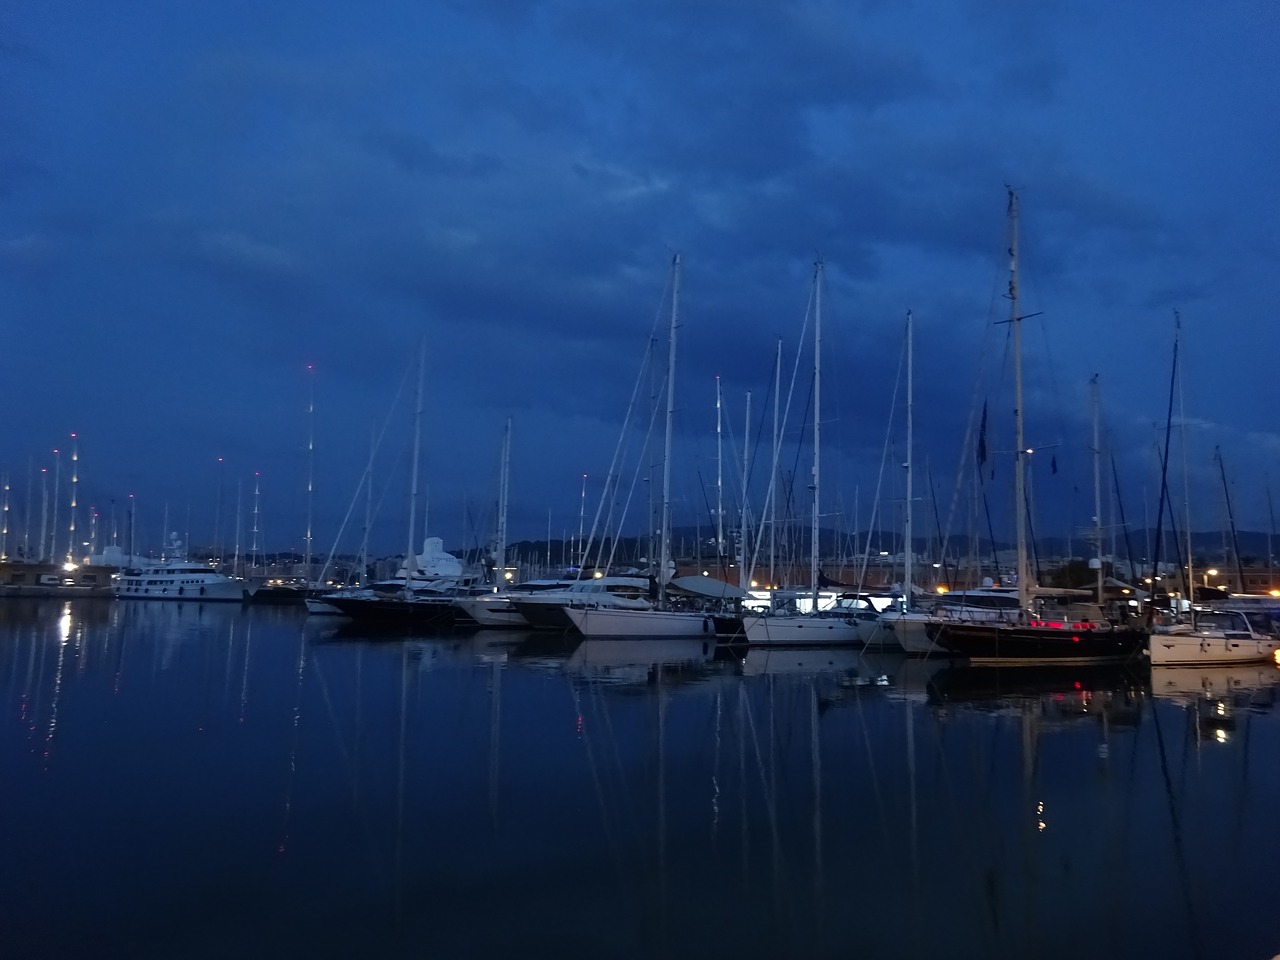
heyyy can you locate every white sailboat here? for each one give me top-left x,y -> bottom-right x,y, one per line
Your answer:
869,309 -> 945,654
743,261 -> 859,647
564,254 -> 718,640
1148,609 -> 1280,666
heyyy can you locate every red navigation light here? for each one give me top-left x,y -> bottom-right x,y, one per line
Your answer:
1072,635 -> 1080,642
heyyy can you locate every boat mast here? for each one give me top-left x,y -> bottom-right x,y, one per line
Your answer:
1007,189 -> 1030,614
904,310 -> 914,611
305,364 -> 315,581
405,339 -> 426,600
68,433 -> 78,565
1091,374 -> 1104,605
740,390 -> 750,591
811,260 -> 823,608
1175,312 -> 1194,606
50,447 -> 60,562
1,474 -> 8,560
497,417 -> 511,585
250,476 -> 260,572
771,340 -> 781,588
658,253 -> 681,606
716,375 -> 724,564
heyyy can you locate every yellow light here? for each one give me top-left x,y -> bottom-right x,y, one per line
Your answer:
750,580 -> 758,588
62,562 -> 78,572
1270,589 -> 1280,598
1207,568 -> 1219,577
592,570 -> 603,579
936,585 -> 949,594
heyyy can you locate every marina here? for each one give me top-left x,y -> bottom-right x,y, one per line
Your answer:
2,598 -> 1277,958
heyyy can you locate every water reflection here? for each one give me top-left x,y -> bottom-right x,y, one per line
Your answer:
2,603 -> 1279,958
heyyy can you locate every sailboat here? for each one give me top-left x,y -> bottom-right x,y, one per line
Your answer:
563,254 -> 718,640
928,190 -> 1146,665
322,340 -> 462,629
742,261 -> 859,647
867,310 -> 951,655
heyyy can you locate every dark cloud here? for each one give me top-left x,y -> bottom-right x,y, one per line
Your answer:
0,0 -> 1275,554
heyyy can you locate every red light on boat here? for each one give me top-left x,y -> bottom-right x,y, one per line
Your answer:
1072,635 -> 1080,642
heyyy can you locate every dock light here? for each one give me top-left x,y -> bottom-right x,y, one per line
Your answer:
592,570 -> 603,579
62,562 -> 77,573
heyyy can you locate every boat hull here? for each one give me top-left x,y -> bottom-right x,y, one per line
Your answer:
743,614 -> 861,647
1147,632 -> 1280,666
930,621 -> 1147,665
322,595 -> 457,629
563,606 -> 715,639
114,580 -> 251,602
452,596 -> 529,628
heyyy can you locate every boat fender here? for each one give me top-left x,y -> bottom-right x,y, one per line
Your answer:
703,617 -> 711,634
178,587 -> 184,596
200,587 -> 206,596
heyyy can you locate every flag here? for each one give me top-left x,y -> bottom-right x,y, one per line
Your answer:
1051,455 -> 1058,475
976,401 -> 988,467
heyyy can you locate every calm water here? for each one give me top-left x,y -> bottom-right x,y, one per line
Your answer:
2,599 -> 1278,959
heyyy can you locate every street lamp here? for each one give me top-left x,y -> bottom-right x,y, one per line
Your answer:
1204,568 -> 1218,588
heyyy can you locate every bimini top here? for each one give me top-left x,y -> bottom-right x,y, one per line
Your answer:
670,575 -> 749,600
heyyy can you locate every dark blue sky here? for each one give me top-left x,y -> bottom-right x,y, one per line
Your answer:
2,1 -> 1276,560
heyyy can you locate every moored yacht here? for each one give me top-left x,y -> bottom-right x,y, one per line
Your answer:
114,560 -> 256,602
452,579 -> 576,628
509,576 -> 652,631
1147,609 -> 1280,666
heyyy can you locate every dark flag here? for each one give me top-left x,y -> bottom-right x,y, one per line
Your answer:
1051,455 -> 1058,475
976,401 -> 988,466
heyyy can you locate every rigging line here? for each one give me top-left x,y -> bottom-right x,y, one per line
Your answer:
1147,330 -> 1180,620
746,285 -> 814,579
1110,449 -> 1139,589
694,469 -> 733,578
315,351 -> 415,584
1215,446 -> 1247,592
927,464 -> 956,589
599,372 -> 666,575
741,347 -> 783,576
580,268 -> 672,578
851,316 -> 906,595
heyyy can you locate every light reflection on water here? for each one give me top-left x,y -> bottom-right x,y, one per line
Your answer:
1,600 -> 1278,959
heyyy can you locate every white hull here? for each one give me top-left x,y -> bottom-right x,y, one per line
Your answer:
1148,633 -> 1279,666
876,611 -> 945,656
743,614 -> 860,646
305,597 -> 346,616
453,595 -> 529,628
115,568 -> 252,602
563,606 -> 715,639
